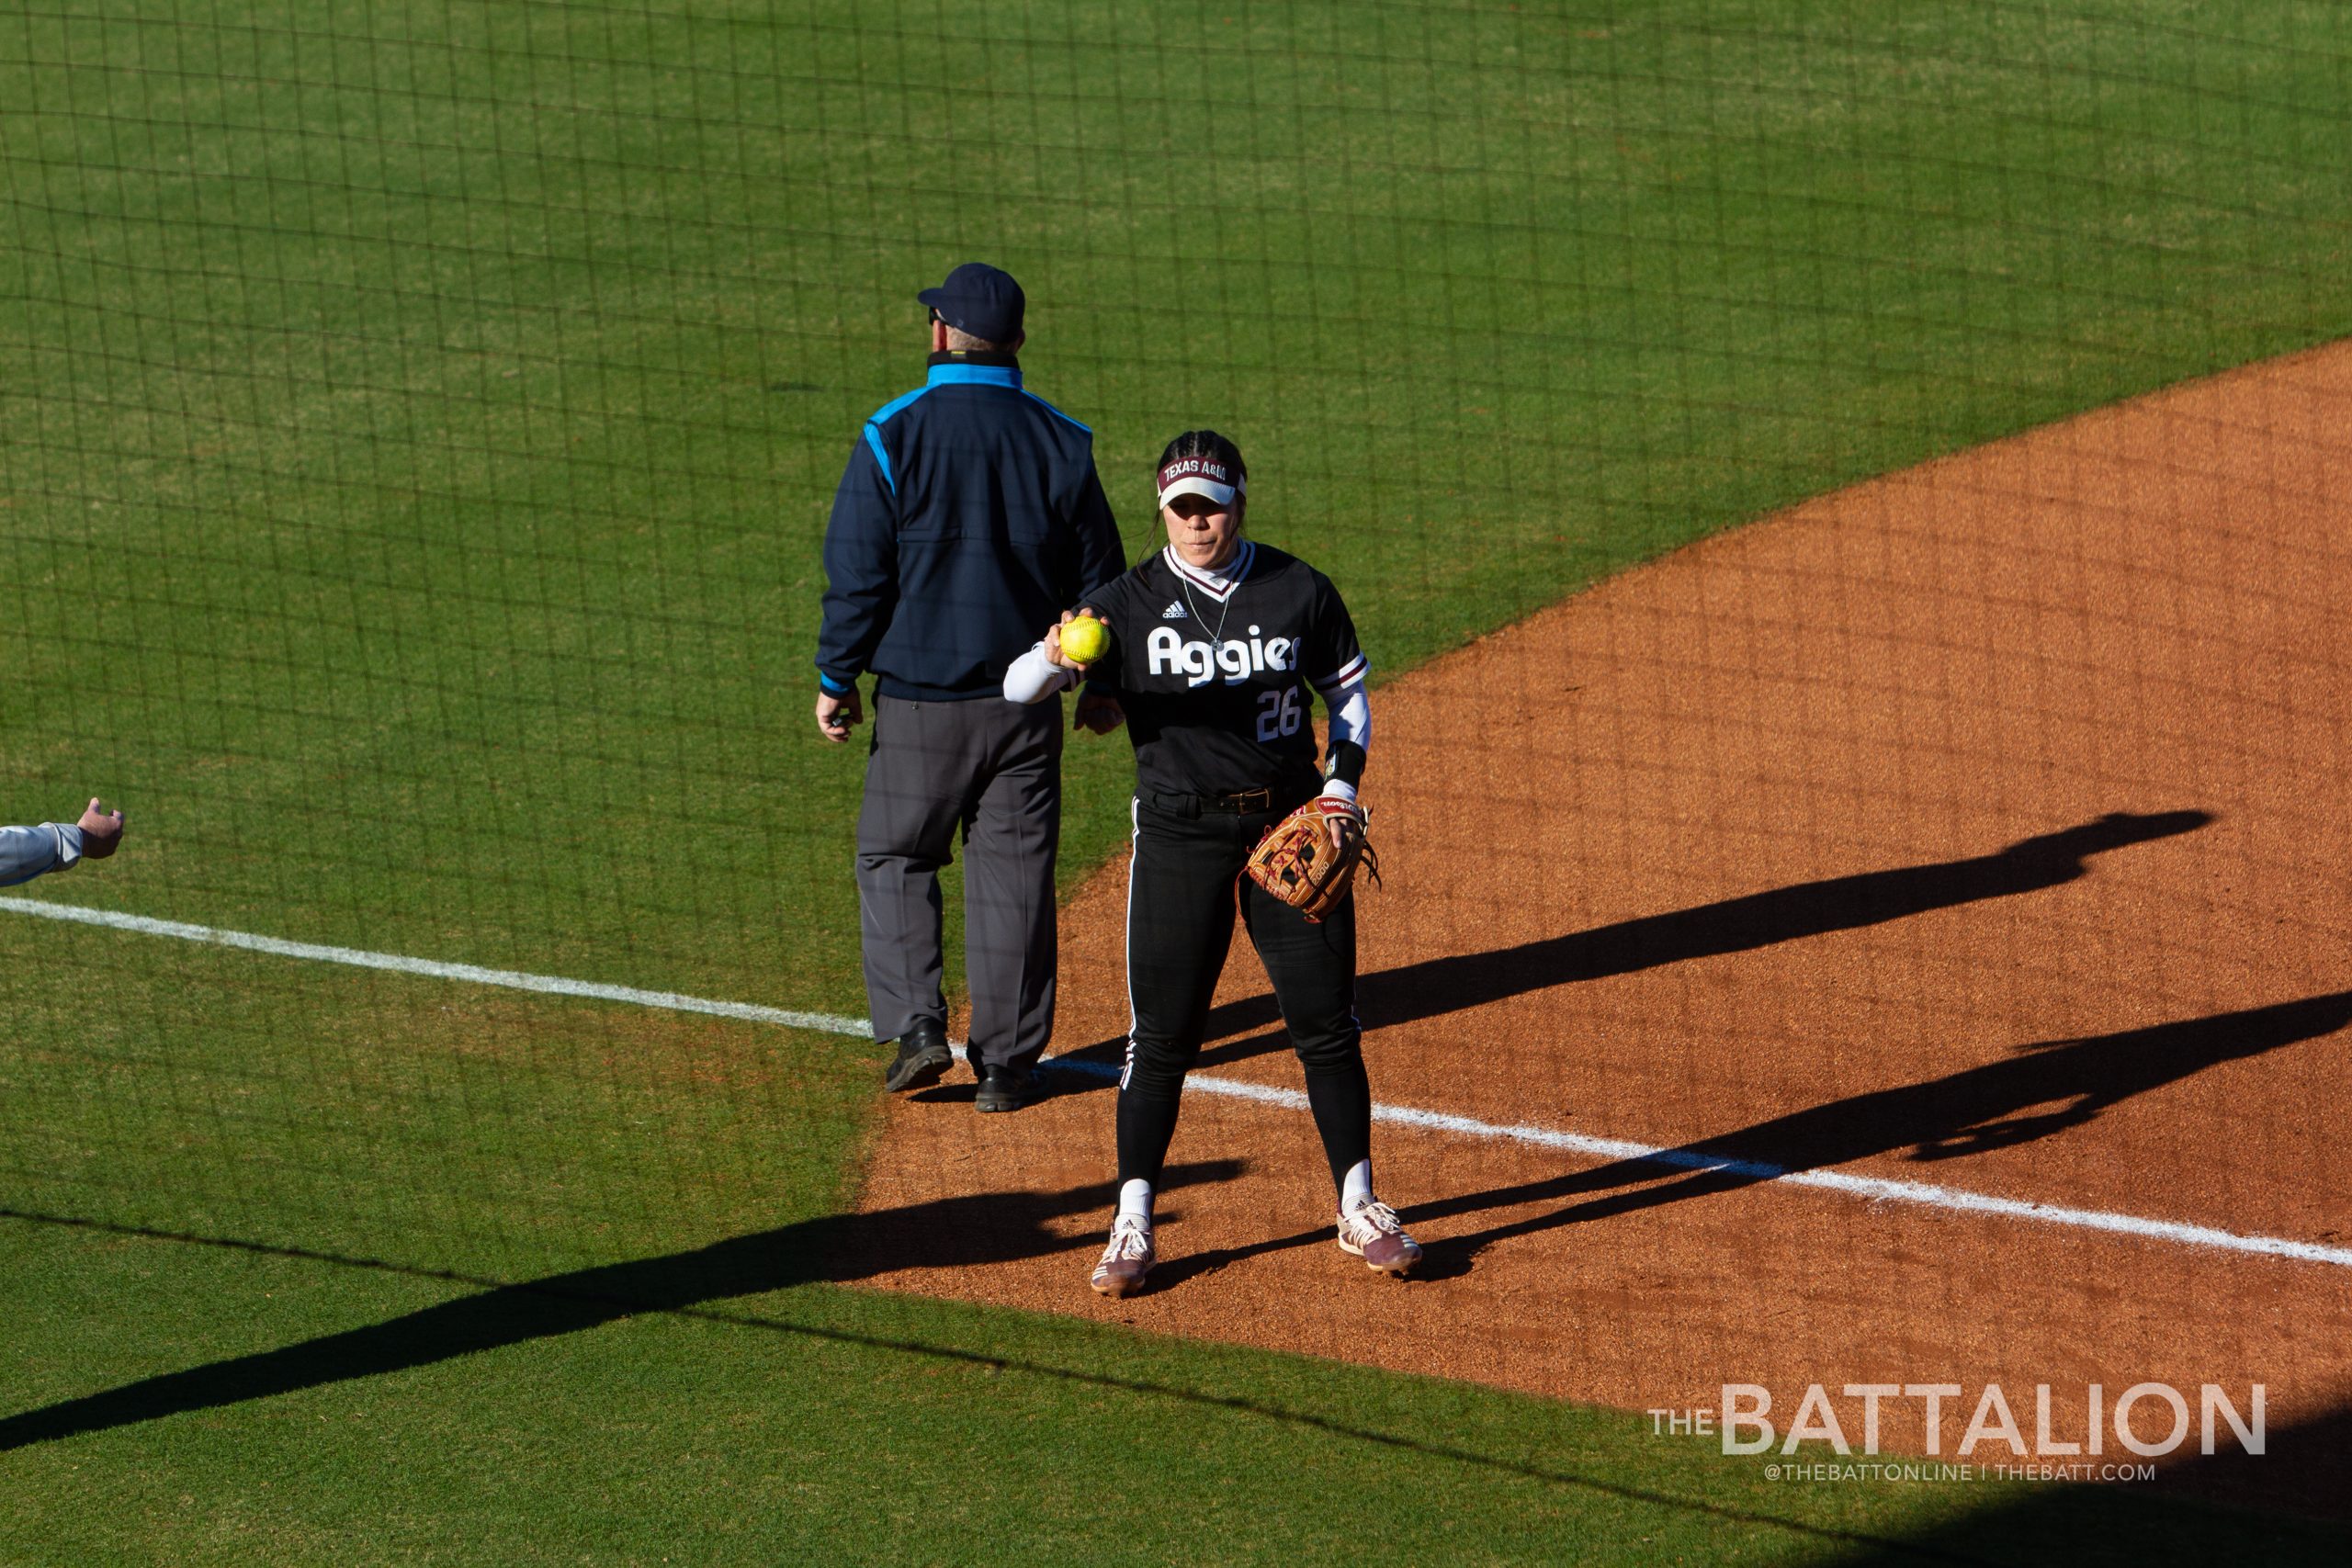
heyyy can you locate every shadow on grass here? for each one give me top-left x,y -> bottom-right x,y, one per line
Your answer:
1822,1404 -> 2352,1562
1048,810 -> 2211,1083
2156,1403 -> 2352,1524
3,1202 -> 2030,1564
5,1202 -> 2342,1564
0,1160 -> 1240,1453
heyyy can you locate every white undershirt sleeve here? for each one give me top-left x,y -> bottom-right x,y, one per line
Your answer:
1325,678 -> 1370,753
1002,642 -> 1077,704
1317,675 -> 1371,806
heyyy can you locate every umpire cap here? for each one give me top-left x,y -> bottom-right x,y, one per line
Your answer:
919,262 -> 1025,343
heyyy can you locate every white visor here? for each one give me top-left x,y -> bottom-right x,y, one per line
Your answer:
1158,473 -> 1243,509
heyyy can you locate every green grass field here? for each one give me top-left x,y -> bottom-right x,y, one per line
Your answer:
6,0 -> 2351,1559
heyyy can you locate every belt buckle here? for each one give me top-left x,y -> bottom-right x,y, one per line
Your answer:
1227,788 -> 1272,814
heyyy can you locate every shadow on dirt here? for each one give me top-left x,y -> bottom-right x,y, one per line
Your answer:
1410,988 -> 2352,1258
1051,809 -> 2213,1083
1143,989 -> 2352,1291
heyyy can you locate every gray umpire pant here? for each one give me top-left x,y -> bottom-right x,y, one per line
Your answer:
856,693 -> 1062,1072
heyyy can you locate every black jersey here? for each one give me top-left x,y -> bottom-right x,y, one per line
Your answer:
1086,541 -> 1368,799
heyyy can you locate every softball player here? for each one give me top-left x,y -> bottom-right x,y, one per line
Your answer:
1003,430 -> 1420,1296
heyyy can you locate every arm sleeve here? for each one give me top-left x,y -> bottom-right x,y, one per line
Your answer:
1319,679 -> 1371,795
1002,642 -> 1078,704
1325,679 -> 1371,753
1307,574 -> 1370,794
0,822 -> 80,887
815,432 -> 900,690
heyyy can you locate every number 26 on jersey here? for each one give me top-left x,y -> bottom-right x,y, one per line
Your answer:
1256,687 -> 1304,740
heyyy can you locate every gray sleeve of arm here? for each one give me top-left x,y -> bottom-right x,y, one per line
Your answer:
0,823 -> 81,887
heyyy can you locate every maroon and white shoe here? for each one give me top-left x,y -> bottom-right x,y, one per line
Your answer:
1336,1198 -> 1422,1275
1090,1215 -> 1156,1298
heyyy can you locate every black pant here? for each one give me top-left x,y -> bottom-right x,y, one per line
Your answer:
1117,791 -> 1372,1195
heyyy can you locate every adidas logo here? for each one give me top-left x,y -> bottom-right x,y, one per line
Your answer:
1161,601 -> 1187,619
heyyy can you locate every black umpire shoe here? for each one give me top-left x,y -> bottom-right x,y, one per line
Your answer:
973,1061 -> 1039,1113
882,1020 -> 952,1092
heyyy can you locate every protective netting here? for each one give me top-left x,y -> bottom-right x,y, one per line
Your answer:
6,0 -> 2348,1516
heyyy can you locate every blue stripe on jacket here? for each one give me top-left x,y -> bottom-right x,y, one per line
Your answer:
817,358 -> 1124,702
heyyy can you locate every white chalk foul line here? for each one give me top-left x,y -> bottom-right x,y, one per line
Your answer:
1041,1062 -> 2352,1267
10,895 -> 2348,1270
0,896 -> 870,1037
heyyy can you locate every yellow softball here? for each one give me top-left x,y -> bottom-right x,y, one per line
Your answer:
1060,615 -> 1109,665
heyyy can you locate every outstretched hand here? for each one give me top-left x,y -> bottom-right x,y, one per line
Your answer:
1049,610 -> 1122,733
76,797 -> 125,858
1044,608 -> 1106,671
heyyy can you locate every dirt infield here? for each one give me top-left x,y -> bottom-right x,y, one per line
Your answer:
851,344 -> 2352,1512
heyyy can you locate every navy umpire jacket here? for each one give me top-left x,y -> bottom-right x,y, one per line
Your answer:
817,352 -> 1123,703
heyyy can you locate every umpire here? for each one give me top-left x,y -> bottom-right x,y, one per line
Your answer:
815,263 -> 1124,1111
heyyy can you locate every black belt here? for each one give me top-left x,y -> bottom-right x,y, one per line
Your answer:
1146,787 -> 1277,818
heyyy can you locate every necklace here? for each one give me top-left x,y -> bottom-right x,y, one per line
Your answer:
1171,543 -> 1240,646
